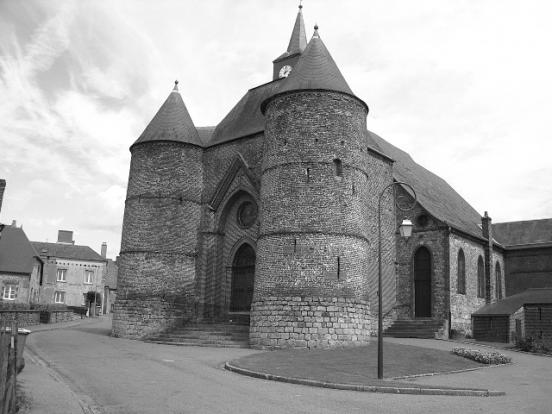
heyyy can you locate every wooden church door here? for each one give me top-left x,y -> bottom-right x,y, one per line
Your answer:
414,247 -> 432,317
230,244 -> 256,312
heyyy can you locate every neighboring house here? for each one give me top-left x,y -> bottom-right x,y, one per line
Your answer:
492,219 -> 552,296
113,5 -> 552,347
472,288 -> 552,347
103,244 -> 118,314
32,230 -> 106,309
0,221 -> 43,305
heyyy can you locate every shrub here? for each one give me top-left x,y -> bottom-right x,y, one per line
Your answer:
451,347 -> 511,364
517,337 -> 550,354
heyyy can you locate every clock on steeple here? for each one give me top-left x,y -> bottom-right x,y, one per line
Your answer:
272,4 -> 307,80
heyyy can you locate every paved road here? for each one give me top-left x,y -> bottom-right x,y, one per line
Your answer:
19,318 -> 552,413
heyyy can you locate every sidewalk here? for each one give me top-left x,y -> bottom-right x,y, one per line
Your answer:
18,316 -> 108,414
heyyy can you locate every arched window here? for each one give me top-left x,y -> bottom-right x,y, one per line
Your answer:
457,249 -> 466,294
333,159 -> 343,177
495,261 -> 502,300
414,246 -> 432,317
477,256 -> 485,298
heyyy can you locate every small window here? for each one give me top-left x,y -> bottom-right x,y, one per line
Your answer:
477,256 -> 485,298
495,262 -> 502,300
237,201 -> 258,228
333,159 -> 343,177
2,284 -> 18,300
54,291 -> 66,304
85,270 -> 94,284
57,268 -> 67,282
457,249 -> 466,294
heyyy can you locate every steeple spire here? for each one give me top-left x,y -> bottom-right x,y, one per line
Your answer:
286,3 -> 307,55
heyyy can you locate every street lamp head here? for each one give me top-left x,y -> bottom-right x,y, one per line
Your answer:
399,218 -> 413,238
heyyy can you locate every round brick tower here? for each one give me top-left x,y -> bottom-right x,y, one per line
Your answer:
112,82 -> 204,338
251,27 -> 394,349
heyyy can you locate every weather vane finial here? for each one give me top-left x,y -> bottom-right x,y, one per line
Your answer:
299,0 -> 302,10
173,80 -> 179,91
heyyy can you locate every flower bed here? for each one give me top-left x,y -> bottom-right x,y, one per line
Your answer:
451,347 -> 511,365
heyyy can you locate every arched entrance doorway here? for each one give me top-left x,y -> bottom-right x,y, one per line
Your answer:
414,247 -> 432,317
230,243 -> 255,312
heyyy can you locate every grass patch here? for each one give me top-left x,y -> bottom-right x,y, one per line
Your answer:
231,342 -> 485,383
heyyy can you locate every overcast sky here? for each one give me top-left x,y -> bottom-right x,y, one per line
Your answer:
1,0 -> 551,259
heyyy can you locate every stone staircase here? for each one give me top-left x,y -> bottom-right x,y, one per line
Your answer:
144,322 -> 250,348
383,319 -> 444,339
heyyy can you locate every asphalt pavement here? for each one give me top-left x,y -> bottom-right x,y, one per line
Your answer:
17,316 -> 552,414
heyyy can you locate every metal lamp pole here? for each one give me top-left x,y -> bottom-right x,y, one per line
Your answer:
377,181 -> 416,379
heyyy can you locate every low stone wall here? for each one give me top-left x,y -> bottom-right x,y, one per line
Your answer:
0,310 -> 40,327
40,310 -> 83,324
250,296 -> 372,349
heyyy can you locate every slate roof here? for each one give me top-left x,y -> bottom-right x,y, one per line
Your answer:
264,27 -> 362,112
209,79 -> 284,146
368,132 -> 484,239
31,241 -> 104,263
0,225 -> 40,275
274,5 -> 307,62
132,82 -> 202,148
473,288 -> 552,316
492,219 -> 552,247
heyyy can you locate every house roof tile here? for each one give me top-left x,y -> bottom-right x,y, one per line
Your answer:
473,288 -> 552,315
0,225 -> 39,275
31,241 -> 104,263
492,219 -> 552,247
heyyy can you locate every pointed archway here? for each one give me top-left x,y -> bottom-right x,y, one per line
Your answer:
230,243 -> 256,312
414,247 -> 432,317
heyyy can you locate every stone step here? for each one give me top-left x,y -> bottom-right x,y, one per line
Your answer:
383,319 -> 444,339
146,339 -> 250,348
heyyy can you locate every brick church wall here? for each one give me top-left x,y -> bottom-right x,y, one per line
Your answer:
113,142 -> 203,338
449,234 -> 487,335
196,134 -> 263,321
252,91 -> 394,348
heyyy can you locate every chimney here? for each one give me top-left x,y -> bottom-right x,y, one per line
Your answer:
481,211 -> 493,303
57,230 -> 74,244
101,242 -> 107,259
11,220 -> 16,227
0,179 -> 5,214
481,211 -> 492,240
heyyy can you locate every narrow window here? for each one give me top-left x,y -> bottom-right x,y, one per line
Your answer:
54,291 -> 66,304
294,238 -> 297,253
457,250 -> 466,294
333,159 -> 343,177
352,182 -> 356,195
495,262 -> 502,300
57,268 -> 67,282
337,256 -> 341,280
85,270 -> 94,284
477,256 -> 485,298
306,168 -> 310,183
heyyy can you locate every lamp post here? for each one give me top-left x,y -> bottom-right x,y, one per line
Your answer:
377,181 -> 416,379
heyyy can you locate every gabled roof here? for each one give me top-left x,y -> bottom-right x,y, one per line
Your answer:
369,131 -> 484,239
31,241 -> 104,263
263,26 -> 363,113
208,79 -> 284,146
492,219 -> 552,247
274,5 -> 307,62
132,82 -> 202,148
0,225 -> 40,275
473,288 -> 552,316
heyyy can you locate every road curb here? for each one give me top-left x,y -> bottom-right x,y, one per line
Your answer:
224,362 -> 505,397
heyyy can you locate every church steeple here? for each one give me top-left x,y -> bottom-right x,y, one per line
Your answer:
272,4 -> 308,80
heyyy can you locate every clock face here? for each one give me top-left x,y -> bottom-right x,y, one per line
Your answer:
279,65 -> 292,78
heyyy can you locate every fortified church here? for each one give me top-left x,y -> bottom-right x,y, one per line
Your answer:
113,6 -> 551,348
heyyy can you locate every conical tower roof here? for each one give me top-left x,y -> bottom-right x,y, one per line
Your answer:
263,26 -> 366,112
132,81 -> 202,148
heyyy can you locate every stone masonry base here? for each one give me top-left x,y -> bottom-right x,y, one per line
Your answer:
250,297 -> 372,349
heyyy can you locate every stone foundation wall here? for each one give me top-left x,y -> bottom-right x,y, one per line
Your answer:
0,310 -> 40,327
250,297 -> 372,349
112,298 -> 194,338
